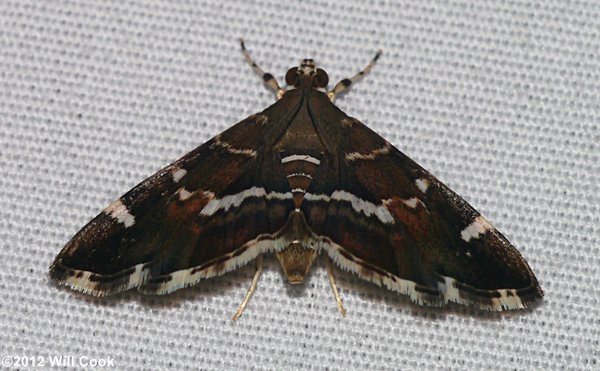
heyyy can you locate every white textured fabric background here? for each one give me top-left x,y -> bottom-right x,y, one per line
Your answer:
0,0 -> 599,370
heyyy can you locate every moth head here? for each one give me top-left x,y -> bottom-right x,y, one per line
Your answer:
285,58 -> 329,89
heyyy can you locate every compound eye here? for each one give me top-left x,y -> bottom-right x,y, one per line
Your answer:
285,68 -> 300,86
314,68 -> 329,88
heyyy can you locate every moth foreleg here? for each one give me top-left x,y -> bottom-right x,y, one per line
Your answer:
239,39 -> 285,100
232,255 -> 264,321
326,256 -> 347,317
327,49 -> 383,102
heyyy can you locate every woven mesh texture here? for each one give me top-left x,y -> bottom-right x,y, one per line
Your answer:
1,0 -> 599,370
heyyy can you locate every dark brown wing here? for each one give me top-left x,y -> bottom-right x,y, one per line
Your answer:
303,98 -> 543,311
50,94 -> 300,296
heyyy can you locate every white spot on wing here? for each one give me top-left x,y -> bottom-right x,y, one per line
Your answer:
495,289 -> 525,310
437,276 -> 526,310
461,215 -> 494,242
171,168 -> 187,183
304,190 -> 395,224
177,188 -> 194,201
415,178 -> 429,193
56,262 -> 148,296
303,193 -> 330,202
287,173 -> 313,179
200,187 -> 292,216
438,276 -> 461,303
402,197 -> 425,209
104,199 -> 135,227
345,142 -> 391,161
212,135 -> 257,157
281,154 -> 321,165
61,269 -> 94,294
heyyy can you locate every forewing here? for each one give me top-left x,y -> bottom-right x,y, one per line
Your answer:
50,106 -> 294,296
304,106 -> 543,311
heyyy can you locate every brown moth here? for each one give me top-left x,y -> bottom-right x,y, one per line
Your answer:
50,40 -> 543,319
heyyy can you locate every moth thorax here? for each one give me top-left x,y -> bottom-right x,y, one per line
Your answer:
276,241 -> 317,284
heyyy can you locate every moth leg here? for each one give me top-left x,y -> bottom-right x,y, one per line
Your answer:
232,255 -> 264,321
239,39 -> 286,100
327,49 -> 383,102
325,256 -> 347,317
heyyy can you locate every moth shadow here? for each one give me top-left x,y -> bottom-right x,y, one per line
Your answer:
282,279 -> 311,299
334,267 -> 543,321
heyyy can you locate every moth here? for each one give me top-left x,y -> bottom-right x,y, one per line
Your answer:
50,40 -> 543,319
